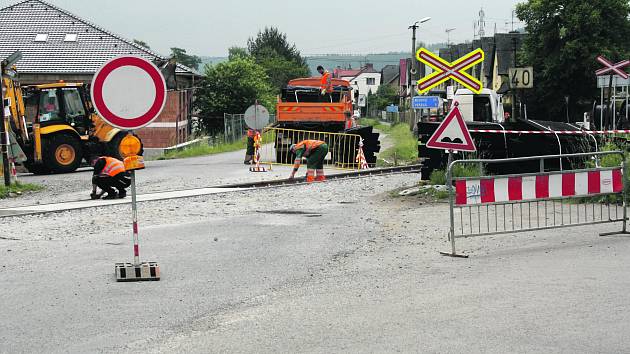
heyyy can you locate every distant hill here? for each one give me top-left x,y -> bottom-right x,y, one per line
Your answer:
199,56 -> 228,70
199,44 -> 446,75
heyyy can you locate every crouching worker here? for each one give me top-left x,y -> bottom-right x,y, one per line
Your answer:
90,156 -> 131,199
288,140 -> 328,182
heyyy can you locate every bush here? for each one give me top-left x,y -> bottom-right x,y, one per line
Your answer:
379,123 -> 418,164
428,163 -> 483,186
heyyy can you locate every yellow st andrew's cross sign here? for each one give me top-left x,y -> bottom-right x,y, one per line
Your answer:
416,48 -> 485,94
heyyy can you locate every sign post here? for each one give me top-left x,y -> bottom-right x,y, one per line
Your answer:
91,56 -> 167,281
244,101 -> 270,172
425,102 -> 474,259
595,55 -> 630,130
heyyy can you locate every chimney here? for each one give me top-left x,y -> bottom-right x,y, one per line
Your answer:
365,63 -> 374,70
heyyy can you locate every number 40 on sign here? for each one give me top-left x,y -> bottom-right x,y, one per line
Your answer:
508,67 -> 533,89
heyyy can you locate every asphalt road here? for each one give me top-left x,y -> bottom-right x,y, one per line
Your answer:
2,173 -> 630,353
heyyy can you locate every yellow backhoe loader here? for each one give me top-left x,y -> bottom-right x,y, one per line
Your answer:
3,75 -> 142,174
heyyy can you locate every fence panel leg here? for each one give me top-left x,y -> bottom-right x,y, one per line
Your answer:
440,152 -> 469,258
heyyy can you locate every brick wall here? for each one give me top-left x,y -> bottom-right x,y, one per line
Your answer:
136,90 -> 191,148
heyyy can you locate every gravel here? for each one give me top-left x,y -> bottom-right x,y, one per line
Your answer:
2,171 -> 630,353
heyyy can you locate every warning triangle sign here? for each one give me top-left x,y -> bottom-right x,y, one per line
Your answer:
425,103 -> 476,152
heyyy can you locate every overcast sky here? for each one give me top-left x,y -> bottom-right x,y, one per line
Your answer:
6,0 -> 524,57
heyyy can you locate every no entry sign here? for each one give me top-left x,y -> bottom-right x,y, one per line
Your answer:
91,56 -> 167,130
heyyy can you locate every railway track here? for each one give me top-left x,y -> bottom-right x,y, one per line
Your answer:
0,164 -> 423,217
218,164 -> 423,189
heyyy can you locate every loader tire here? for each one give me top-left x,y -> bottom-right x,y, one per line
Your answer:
43,134 -> 83,174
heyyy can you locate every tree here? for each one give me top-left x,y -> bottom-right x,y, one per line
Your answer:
247,27 -> 307,66
133,39 -> 150,49
170,47 -> 202,70
253,47 -> 310,89
516,0 -> 630,121
194,57 -> 276,134
247,27 -> 310,89
372,84 -> 399,111
228,47 -> 249,60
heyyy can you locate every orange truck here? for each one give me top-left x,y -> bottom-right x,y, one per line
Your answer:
274,77 -> 380,164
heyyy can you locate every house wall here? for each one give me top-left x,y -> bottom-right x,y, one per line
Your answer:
347,72 -> 382,99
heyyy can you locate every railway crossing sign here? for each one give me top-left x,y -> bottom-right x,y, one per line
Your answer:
91,55 -> 167,130
425,102 -> 476,152
416,48 -> 484,94
595,55 -> 630,79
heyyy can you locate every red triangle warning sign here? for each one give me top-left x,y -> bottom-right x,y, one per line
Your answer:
425,103 -> 476,152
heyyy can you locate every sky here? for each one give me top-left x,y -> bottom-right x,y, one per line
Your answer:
2,0 -> 524,57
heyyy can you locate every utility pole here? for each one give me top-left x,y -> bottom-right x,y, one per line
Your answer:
409,17 -> 431,121
512,36 -> 518,120
410,22 -> 418,109
445,28 -> 456,91
445,28 -> 456,48
1,60 -> 10,186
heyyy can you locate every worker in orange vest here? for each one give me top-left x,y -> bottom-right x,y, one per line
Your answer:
90,156 -> 131,199
317,65 -> 332,96
244,129 -> 255,164
288,140 -> 328,182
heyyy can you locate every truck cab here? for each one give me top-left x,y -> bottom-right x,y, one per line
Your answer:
452,88 -> 505,123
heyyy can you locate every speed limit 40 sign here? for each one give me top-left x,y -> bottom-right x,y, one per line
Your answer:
509,67 -> 533,89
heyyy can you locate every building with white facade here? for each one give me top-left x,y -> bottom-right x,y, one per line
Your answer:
333,63 -> 381,103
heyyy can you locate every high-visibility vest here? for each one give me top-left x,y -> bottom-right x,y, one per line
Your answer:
101,157 -> 125,177
294,140 -> 324,156
320,71 -> 332,93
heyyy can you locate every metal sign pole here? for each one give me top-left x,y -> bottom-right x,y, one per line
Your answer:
131,169 -> 140,265
599,85 -> 604,130
0,64 -> 11,187
447,150 -> 455,254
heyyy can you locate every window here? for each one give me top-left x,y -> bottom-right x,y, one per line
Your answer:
64,33 -> 78,42
366,77 -> 376,85
38,89 -> 62,122
34,33 -> 48,42
473,96 -> 492,122
62,88 -> 85,119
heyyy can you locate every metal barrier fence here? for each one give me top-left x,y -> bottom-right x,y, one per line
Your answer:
258,127 -> 365,170
442,151 -> 629,257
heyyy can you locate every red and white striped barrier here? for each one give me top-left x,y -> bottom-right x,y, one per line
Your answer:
356,138 -> 369,170
467,129 -> 630,135
455,169 -> 623,205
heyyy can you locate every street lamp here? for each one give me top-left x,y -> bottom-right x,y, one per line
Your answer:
409,17 -> 431,119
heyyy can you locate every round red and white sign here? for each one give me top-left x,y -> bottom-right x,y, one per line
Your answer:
91,56 -> 167,130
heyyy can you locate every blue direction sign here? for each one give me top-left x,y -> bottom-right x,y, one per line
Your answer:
386,104 -> 399,113
412,96 -> 440,109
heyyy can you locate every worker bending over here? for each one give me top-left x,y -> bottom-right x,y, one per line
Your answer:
289,140 -> 328,182
91,156 -> 131,199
